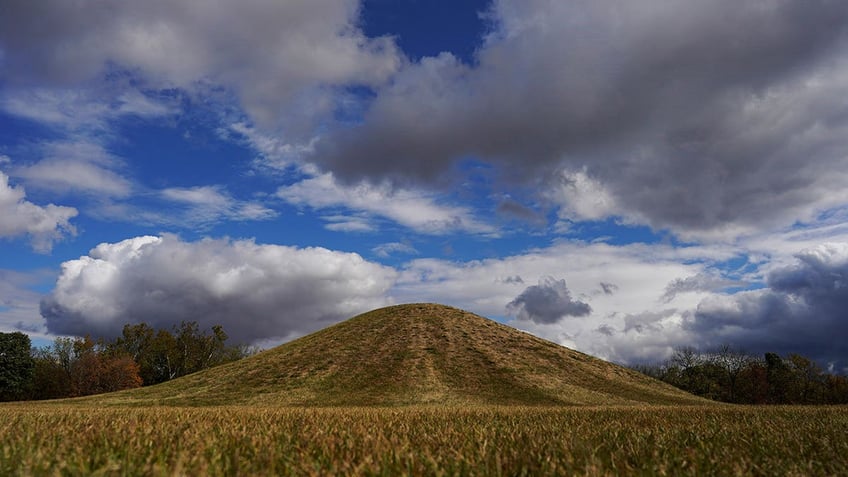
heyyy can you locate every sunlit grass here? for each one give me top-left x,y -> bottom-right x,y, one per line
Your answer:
1,404 -> 846,476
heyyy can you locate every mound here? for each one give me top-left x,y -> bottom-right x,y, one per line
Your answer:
85,303 -> 707,406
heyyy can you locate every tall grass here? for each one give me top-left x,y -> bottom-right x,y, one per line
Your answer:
1,405 -> 846,476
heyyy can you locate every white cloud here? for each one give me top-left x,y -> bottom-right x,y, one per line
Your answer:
159,185 -> 277,226
322,215 -> 374,233
13,141 -> 132,198
372,242 -> 419,258
277,172 -> 495,235
1,88 -> 176,133
40,235 -> 397,343
0,171 -> 77,253
227,122 -> 317,172
546,168 -> 622,222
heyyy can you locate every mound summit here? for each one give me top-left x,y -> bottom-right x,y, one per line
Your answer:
91,304 -> 705,406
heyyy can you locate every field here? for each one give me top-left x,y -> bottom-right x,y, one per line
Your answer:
1,404 -> 846,476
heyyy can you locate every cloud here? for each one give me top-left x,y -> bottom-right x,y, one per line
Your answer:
310,0 -> 848,241
507,277 -> 591,324
1,88 -> 176,133
623,309 -> 676,334
0,269 -> 54,335
0,0 -> 400,133
496,197 -> 546,225
160,186 -> 277,225
660,271 -> 742,304
0,171 -> 77,252
12,141 -> 133,198
276,172 -> 495,235
391,239 -> 737,361
692,243 -> 848,368
372,242 -> 418,259
599,282 -> 618,295
40,235 -> 397,343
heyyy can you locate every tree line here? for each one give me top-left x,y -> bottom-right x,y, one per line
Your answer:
632,345 -> 848,405
0,322 -> 255,401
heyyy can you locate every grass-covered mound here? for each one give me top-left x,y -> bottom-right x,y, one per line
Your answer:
74,303 -> 707,406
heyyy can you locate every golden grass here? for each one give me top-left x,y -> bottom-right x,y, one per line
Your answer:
1,404 -> 846,476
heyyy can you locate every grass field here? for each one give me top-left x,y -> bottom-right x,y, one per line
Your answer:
1,404 -> 846,476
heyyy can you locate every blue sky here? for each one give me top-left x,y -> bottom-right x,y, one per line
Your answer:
2,0 -> 848,370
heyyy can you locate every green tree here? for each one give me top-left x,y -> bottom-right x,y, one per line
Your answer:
0,332 -> 35,401
765,352 -> 791,403
786,354 -> 824,404
29,346 -> 70,400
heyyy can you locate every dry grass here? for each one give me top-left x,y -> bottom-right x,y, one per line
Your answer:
1,404 -> 846,476
69,304 -> 707,407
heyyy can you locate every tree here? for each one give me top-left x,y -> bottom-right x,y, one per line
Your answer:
111,323 -> 159,385
713,345 -> 752,403
68,335 -> 143,397
0,332 -> 34,401
30,346 -> 69,400
23,321 -> 251,398
825,375 -> 848,404
27,336 -> 142,399
786,354 -> 824,404
765,352 -> 791,403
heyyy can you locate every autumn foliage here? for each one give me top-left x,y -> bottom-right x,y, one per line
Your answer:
632,346 -> 848,405
9,321 -> 251,401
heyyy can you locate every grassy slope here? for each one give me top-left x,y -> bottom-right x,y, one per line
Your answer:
74,303 -> 708,406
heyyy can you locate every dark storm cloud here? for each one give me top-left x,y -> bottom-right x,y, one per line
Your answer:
0,0 -> 400,131
507,277 -> 591,324
312,0 -> 848,239
692,243 -> 848,367
40,235 -> 396,343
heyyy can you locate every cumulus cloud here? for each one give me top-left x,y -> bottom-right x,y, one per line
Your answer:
692,243 -> 848,368
0,171 -> 77,252
0,0 -> 400,133
40,235 -> 396,343
507,277 -> 591,324
311,0 -> 848,241
276,172 -> 495,235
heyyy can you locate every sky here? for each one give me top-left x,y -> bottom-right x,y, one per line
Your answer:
2,0 -> 848,371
